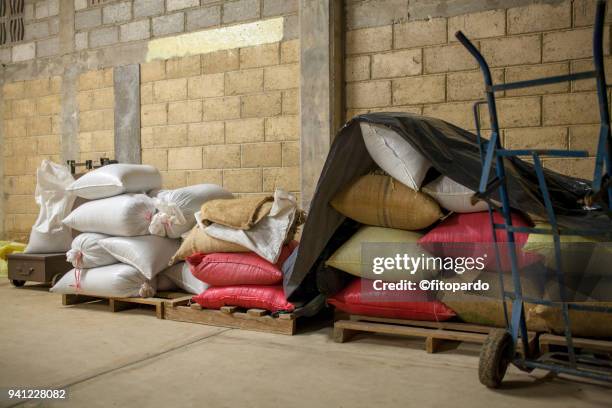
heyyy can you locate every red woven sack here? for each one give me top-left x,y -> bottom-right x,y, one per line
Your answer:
328,279 -> 455,321
186,242 -> 297,286
192,285 -> 295,312
418,211 -> 540,271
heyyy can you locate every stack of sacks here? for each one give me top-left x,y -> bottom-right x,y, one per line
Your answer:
51,164 -> 229,297
323,123 -> 451,320
172,189 -> 304,313
327,122 -> 542,324
325,121 -> 609,335
324,123 -> 511,321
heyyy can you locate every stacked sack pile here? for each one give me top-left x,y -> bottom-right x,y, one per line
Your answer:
170,190 -> 303,314
46,163 -> 233,298
321,122 -> 545,324
324,122 -> 612,337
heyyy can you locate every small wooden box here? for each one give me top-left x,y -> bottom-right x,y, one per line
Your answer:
7,253 -> 72,287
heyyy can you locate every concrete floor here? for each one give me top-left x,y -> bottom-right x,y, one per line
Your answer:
0,281 -> 610,408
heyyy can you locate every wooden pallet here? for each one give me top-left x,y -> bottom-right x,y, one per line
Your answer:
163,302 -> 297,335
333,314 -> 537,354
540,333 -> 612,354
61,291 -> 192,319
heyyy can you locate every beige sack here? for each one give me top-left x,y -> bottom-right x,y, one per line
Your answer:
200,195 -> 273,230
170,226 -> 249,264
331,174 -> 442,230
529,302 -> 612,338
439,269 -> 547,331
325,226 -> 437,282
442,299 -> 547,332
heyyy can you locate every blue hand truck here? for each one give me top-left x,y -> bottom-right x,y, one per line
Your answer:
456,0 -> 612,387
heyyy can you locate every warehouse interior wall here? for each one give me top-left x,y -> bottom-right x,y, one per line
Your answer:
0,0 -> 610,242
345,0 -> 611,180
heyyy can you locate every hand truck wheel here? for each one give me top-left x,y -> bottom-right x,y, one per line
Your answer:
479,329 -> 513,388
10,279 -> 26,287
50,273 -> 64,287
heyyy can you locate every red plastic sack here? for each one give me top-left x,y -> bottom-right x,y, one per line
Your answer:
186,242 -> 297,286
328,279 -> 455,321
192,285 -> 295,312
418,211 -> 539,271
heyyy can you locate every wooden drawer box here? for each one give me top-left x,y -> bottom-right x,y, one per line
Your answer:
7,253 -> 72,287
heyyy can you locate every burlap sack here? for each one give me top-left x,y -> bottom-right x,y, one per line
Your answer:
331,174 -> 442,231
200,195 -> 273,230
445,300 -> 612,337
529,302 -> 612,337
170,226 -> 249,264
438,269 -> 547,331
442,299 -> 547,332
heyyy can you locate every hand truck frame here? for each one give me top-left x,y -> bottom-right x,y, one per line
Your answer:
456,0 -> 612,387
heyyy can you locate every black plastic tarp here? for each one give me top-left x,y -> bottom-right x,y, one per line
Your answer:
284,112 -> 612,301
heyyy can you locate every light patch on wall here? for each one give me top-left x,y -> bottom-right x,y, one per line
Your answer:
146,17 -> 284,61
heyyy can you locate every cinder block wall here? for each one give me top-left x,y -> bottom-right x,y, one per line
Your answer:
0,0 -> 299,241
0,0 -> 608,242
77,68 -> 115,161
139,40 -> 300,195
2,77 -> 62,242
345,0 -> 611,179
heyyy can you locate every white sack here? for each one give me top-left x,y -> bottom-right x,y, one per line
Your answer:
161,262 -> 208,295
62,194 -> 155,236
66,164 -> 161,200
25,160 -> 76,253
361,122 -> 430,190
422,176 -> 488,213
204,189 -> 297,264
50,263 -> 151,298
99,235 -> 180,279
66,233 -> 116,269
149,184 -> 233,239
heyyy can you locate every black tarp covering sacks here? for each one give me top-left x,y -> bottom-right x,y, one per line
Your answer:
284,112 -> 612,302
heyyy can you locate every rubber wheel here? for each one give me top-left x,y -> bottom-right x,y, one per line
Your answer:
478,329 -> 514,388
11,279 -> 26,287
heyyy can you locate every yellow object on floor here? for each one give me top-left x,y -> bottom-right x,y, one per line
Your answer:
0,241 -> 26,277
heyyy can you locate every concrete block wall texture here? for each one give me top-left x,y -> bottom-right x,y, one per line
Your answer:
1,0 -> 61,63
0,0 -> 608,241
1,0 -> 299,62
345,0 -> 612,179
0,0 -> 299,240
140,39 -> 300,197
2,77 -> 62,242
71,0 -> 299,52
77,68 -> 115,162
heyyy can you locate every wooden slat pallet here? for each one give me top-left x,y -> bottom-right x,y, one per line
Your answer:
61,291 -> 192,319
163,302 -> 297,335
539,333 -> 612,354
333,314 -> 537,354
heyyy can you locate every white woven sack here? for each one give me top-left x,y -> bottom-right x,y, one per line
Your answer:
361,122 -> 430,190
62,194 -> 155,236
25,160 -> 76,253
66,233 -> 116,269
66,164 -> 161,200
204,189 -> 297,264
160,262 -> 208,295
422,176 -> 488,213
149,184 -> 233,239
98,235 -> 180,279
50,264 -> 151,298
